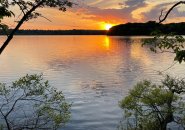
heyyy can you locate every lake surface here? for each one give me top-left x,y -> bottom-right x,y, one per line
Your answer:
0,35 -> 185,130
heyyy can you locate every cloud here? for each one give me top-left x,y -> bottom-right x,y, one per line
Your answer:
71,0 -> 185,24
79,7 -> 133,23
8,0 -> 185,30
124,0 -> 146,7
70,0 -> 147,24
86,0 -> 123,9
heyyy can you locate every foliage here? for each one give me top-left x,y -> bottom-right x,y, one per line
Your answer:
0,74 -> 71,130
0,0 -> 14,32
119,75 -> 185,130
8,0 -> 73,21
0,0 -> 73,54
0,0 -> 14,20
0,6 -> 13,20
119,1 -> 185,130
143,32 -> 185,63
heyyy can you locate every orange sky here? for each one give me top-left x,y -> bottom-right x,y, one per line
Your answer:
3,0 -> 185,30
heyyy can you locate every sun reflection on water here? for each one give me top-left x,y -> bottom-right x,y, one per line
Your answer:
103,36 -> 110,50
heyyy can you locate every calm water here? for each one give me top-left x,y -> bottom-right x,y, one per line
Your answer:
0,35 -> 185,130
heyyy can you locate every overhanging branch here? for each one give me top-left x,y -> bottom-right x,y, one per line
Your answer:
159,1 -> 185,23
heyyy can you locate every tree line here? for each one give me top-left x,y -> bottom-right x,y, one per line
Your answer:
0,29 -> 107,35
108,21 -> 185,36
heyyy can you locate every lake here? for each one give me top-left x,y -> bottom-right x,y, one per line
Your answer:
0,35 -> 185,130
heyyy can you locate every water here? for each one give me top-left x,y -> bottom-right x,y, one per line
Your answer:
0,35 -> 185,130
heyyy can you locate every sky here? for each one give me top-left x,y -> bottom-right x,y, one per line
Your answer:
4,0 -> 185,30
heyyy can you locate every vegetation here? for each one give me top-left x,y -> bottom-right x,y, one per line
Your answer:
143,32 -> 185,63
142,1 -> 185,64
109,1 -> 185,63
0,0 -> 73,54
107,21 -> 185,36
120,1 -> 185,130
0,1 -> 13,22
0,0 -> 13,34
0,1 -> 73,129
119,75 -> 185,130
0,29 -> 107,35
0,74 -> 71,130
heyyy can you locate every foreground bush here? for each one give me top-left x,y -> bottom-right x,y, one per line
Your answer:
120,75 -> 185,130
0,74 -> 71,130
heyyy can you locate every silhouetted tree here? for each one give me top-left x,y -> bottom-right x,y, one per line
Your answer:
0,0 -> 73,54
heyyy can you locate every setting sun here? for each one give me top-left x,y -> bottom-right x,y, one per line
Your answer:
104,24 -> 114,30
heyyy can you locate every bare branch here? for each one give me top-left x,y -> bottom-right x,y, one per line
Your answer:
159,9 -> 163,22
159,1 -> 185,23
39,14 -> 52,22
5,95 -> 24,117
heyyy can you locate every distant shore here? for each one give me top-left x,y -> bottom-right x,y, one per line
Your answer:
0,30 -> 107,35
1,21 -> 185,36
107,21 -> 185,36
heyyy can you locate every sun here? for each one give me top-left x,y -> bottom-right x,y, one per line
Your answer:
104,24 -> 113,30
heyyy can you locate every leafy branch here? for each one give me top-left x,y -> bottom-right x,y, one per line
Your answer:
0,74 -> 71,130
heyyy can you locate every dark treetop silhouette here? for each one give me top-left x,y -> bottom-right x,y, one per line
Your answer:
107,21 -> 185,36
0,0 -> 73,54
0,29 -> 107,35
108,1 -> 185,36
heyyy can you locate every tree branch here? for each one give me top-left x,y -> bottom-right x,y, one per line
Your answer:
39,14 -> 52,22
159,1 -> 185,23
0,0 -> 45,54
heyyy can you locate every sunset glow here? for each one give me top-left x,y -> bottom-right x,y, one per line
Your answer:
104,24 -> 114,30
4,0 -> 185,30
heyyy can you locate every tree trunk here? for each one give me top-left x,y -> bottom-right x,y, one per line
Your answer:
160,91 -> 174,130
